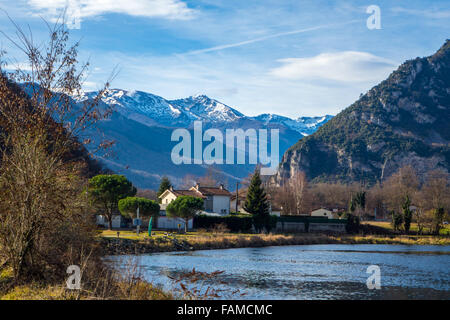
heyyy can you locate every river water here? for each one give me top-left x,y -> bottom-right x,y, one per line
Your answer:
108,244 -> 450,299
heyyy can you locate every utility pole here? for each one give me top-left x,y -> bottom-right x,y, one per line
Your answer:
136,205 -> 140,235
235,181 -> 239,213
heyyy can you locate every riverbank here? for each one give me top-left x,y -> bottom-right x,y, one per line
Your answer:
100,231 -> 450,255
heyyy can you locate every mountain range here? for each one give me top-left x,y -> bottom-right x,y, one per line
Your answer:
275,40 -> 450,185
76,90 -> 332,189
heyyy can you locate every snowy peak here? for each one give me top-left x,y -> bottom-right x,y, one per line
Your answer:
170,95 -> 244,123
85,89 -> 189,125
252,113 -> 333,136
80,88 -> 333,133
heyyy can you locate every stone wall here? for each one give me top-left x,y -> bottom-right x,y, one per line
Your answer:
309,223 -> 346,233
276,221 -> 346,233
276,222 -> 306,233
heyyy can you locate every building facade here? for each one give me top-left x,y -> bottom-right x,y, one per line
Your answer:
159,184 -> 232,216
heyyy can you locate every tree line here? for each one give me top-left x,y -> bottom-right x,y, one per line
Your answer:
268,165 -> 449,234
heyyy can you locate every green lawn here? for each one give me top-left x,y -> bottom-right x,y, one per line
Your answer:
99,229 -> 256,241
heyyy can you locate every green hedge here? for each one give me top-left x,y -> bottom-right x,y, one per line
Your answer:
194,214 -> 253,232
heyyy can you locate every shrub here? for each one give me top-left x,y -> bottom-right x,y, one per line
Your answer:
345,213 -> 360,234
391,211 -> 403,232
266,215 -> 278,233
194,215 -> 253,232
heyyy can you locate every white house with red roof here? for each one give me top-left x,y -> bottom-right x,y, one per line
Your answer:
159,183 -> 232,216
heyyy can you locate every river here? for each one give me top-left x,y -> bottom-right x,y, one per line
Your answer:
108,244 -> 450,299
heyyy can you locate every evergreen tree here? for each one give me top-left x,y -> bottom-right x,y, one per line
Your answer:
166,196 -> 204,233
244,170 -> 270,232
157,176 -> 172,200
354,191 -> 366,210
348,198 -> 355,213
88,174 -> 137,229
391,211 -> 403,232
402,195 -> 412,233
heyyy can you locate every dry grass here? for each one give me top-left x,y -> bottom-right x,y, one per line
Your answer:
101,230 -> 450,255
363,221 -> 450,236
0,261 -> 174,300
187,233 -> 450,248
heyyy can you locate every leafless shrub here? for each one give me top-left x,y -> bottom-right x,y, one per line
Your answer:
167,268 -> 246,300
0,14 -> 115,284
211,223 -> 230,234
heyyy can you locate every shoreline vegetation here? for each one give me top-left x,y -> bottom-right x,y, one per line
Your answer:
99,228 -> 450,256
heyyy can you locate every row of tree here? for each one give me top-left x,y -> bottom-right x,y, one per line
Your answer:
269,165 -> 449,234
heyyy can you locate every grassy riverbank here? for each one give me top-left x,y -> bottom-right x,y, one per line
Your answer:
3,231 -> 448,300
99,230 -> 450,255
0,265 -> 173,300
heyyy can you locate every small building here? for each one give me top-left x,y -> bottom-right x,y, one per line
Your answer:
156,203 -> 194,230
96,214 -> 129,229
159,183 -> 232,216
311,208 -> 334,219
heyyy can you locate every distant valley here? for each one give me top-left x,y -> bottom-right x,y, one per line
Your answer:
76,90 -> 332,189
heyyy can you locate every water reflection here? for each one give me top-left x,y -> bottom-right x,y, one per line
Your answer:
108,244 -> 450,300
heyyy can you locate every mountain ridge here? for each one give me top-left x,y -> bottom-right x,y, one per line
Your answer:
275,40 -> 450,185
75,89 -> 332,189
78,88 -> 332,134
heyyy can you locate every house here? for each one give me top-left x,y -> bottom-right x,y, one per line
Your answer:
96,214 -> 129,229
159,183 -> 232,216
230,190 -> 247,214
311,208 -> 334,219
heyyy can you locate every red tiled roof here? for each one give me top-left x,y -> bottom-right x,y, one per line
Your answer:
195,186 -> 231,196
172,189 -> 206,199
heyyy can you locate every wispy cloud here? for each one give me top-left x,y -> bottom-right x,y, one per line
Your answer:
3,61 -> 32,71
26,0 -> 196,23
270,51 -> 397,83
182,19 -> 363,55
391,7 -> 450,19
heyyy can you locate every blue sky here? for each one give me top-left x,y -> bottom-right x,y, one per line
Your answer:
0,0 -> 449,117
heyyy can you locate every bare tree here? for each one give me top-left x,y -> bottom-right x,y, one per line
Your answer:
382,165 -> 419,213
0,15 -> 114,282
420,169 -> 449,211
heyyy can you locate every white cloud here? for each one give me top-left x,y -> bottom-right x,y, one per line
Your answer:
183,20 -> 362,55
3,62 -> 32,71
26,0 -> 195,24
269,51 -> 397,83
391,7 -> 450,19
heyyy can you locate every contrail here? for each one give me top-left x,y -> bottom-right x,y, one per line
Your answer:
182,19 -> 363,55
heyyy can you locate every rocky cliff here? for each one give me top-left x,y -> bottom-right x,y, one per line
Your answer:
276,40 -> 450,184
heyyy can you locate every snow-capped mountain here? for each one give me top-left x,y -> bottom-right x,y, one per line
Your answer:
77,89 -> 333,189
81,88 -> 332,134
170,95 -> 245,123
251,114 -> 334,136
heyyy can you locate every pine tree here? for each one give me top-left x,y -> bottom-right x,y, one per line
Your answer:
402,195 -> 412,233
157,176 -> 172,199
348,198 -> 355,213
244,170 -> 270,232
